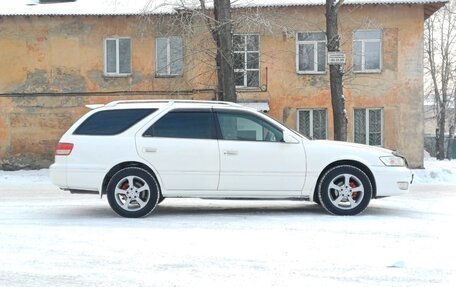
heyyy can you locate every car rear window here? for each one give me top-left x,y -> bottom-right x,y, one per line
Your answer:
74,109 -> 157,135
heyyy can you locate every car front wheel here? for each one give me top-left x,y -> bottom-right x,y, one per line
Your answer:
318,165 -> 372,215
107,167 -> 160,218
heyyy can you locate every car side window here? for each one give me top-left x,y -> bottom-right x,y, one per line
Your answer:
74,109 -> 157,136
216,111 -> 283,142
143,111 -> 216,139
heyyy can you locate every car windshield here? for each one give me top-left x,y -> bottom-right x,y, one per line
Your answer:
290,127 -> 310,140
260,112 -> 310,140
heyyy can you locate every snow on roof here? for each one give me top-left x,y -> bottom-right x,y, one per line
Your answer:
0,0 -> 448,16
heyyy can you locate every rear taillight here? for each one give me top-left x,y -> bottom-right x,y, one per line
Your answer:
56,143 -> 74,156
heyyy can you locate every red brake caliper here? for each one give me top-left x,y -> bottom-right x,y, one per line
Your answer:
121,182 -> 129,199
349,181 -> 358,199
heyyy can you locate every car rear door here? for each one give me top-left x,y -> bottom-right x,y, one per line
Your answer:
136,109 -> 219,194
215,109 -> 306,197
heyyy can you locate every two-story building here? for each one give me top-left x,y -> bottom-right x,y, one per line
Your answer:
0,0 -> 446,169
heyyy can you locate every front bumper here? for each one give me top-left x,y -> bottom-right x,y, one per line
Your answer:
371,166 -> 413,197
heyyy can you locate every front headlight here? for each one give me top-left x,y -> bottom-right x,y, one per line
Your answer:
379,156 -> 406,167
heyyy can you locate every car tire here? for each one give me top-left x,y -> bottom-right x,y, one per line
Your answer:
107,167 -> 160,218
318,165 -> 372,216
313,195 -> 321,206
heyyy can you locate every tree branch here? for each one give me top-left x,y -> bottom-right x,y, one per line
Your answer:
199,0 -> 218,43
335,0 -> 344,12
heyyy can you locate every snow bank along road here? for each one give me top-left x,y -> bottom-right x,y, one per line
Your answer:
1,169 -> 456,286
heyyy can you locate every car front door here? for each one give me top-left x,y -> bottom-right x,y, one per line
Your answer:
136,109 -> 219,195
215,109 -> 306,197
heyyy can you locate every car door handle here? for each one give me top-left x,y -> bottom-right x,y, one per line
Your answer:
143,147 -> 157,153
223,150 -> 238,155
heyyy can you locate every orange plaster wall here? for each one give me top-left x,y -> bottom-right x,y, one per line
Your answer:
0,4 -> 426,168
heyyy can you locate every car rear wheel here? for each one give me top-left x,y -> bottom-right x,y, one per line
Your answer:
318,165 -> 372,215
107,167 -> 160,218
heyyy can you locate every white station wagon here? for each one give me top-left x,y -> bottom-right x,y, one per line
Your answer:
50,100 -> 412,217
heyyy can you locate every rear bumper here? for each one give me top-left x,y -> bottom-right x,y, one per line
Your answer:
372,166 -> 413,197
51,161 -> 104,194
49,163 -> 67,189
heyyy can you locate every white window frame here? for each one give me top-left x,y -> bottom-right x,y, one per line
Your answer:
104,37 -> 131,77
234,33 -> 260,88
296,32 -> 326,74
353,108 -> 384,146
353,29 -> 383,73
297,108 -> 327,139
155,36 -> 183,77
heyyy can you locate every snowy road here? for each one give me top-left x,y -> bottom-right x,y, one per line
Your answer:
1,173 -> 456,286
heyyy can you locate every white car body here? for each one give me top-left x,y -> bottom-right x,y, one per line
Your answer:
50,100 -> 412,216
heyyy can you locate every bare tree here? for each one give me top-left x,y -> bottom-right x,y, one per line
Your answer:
326,0 -> 347,141
199,0 -> 236,101
424,2 -> 456,160
144,0 -> 236,101
447,86 -> 456,159
448,125 -> 455,159
143,0 -> 372,141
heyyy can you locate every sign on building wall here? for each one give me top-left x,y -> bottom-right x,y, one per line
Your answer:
327,52 -> 346,65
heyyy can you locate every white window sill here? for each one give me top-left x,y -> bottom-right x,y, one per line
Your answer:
297,71 -> 326,75
155,74 -> 183,78
236,86 -> 261,92
352,70 -> 382,74
103,73 -> 132,78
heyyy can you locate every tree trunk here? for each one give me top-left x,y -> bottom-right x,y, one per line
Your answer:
326,0 -> 347,141
437,98 -> 446,160
214,0 -> 236,102
447,125 -> 454,160
214,38 -> 223,100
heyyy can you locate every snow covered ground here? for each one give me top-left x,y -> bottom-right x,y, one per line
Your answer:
413,158 -> 456,185
1,160 -> 456,286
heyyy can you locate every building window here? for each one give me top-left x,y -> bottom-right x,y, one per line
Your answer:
354,108 -> 383,146
104,38 -> 131,76
297,109 -> 327,139
296,32 -> 326,74
156,37 -> 183,76
353,30 -> 382,73
233,34 -> 260,88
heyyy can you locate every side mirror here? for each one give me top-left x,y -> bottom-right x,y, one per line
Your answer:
283,131 -> 299,144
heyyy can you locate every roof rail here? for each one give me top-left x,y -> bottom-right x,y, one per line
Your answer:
85,104 -> 105,110
104,99 -> 242,107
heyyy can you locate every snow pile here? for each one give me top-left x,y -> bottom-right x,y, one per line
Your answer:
413,158 -> 456,185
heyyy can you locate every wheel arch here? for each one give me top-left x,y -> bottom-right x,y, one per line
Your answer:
101,161 -> 161,196
312,160 -> 377,202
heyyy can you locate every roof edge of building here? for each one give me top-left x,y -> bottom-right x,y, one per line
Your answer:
0,0 -> 449,17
